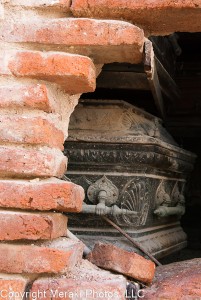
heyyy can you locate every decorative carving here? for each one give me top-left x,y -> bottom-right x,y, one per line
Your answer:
86,175 -> 119,216
87,175 -> 119,205
64,146 -> 194,174
82,203 -> 138,216
154,205 -> 185,217
81,176 -> 138,217
65,100 -> 195,257
155,180 -> 171,207
114,179 -> 150,226
154,180 -> 186,217
171,181 -> 185,207
69,99 -> 178,146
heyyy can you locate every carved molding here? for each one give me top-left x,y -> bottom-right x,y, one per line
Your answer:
70,224 -> 187,258
64,146 -> 194,174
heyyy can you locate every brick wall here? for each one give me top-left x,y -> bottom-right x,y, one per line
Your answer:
1,0 -> 200,297
0,0 -> 145,297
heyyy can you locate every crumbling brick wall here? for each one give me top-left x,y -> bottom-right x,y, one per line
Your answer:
0,0 -> 200,297
0,0 -> 145,297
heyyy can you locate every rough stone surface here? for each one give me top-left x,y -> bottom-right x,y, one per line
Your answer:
0,3 -> 4,20
1,19 -> 144,64
31,260 -> 127,300
0,238 -> 84,274
0,51 -> 96,94
71,0 -> 201,35
0,275 -> 30,300
87,242 -> 155,284
0,210 -> 67,241
0,146 -> 67,178
9,0 -> 71,11
0,178 -> 84,212
0,84 -> 53,112
143,258 -> 201,300
0,114 -> 64,149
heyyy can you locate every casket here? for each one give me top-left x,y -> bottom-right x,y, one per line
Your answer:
64,100 -> 196,258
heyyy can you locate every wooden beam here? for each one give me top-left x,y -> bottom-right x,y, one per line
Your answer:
144,40 -> 165,119
97,71 -> 149,90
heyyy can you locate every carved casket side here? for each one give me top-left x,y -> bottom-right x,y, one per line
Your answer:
64,100 -> 196,258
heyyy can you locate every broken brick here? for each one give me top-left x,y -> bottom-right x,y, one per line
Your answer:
87,242 -> 155,284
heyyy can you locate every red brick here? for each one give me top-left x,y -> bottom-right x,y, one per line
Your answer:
0,178 -> 84,212
0,84 -> 53,112
0,210 -> 67,241
1,19 -> 144,64
31,260 -> 127,300
0,146 -> 66,178
87,242 -> 155,284
143,258 -> 201,300
71,0 -> 201,35
9,0 -> 71,11
0,114 -> 64,149
0,275 -> 30,300
0,238 -> 83,274
4,51 -> 95,94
